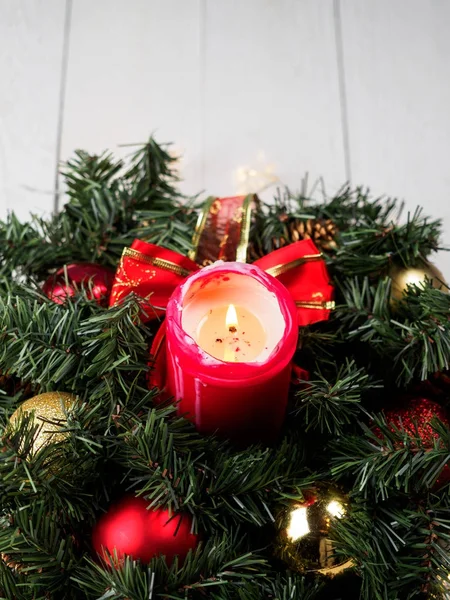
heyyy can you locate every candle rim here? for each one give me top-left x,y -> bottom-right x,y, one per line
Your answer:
166,261 -> 298,383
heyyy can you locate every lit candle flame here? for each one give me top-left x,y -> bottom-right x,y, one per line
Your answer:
223,304 -> 239,362
225,304 -> 238,331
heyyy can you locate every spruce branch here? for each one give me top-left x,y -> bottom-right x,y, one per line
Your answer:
73,532 -> 268,600
250,186 -> 443,278
114,411 -> 313,531
337,278 -> 450,384
252,185 -> 403,251
296,185 -> 402,231
0,557 -> 23,600
331,415 -> 450,498
331,501 -> 404,600
121,138 -> 181,202
1,399 -> 109,525
334,207 -> 442,276
0,137 -> 195,282
0,289 -> 151,403
0,502 -> 80,600
209,575 -> 325,600
63,150 -> 124,200
291,360 -> 380,435
331,496 -> 450,600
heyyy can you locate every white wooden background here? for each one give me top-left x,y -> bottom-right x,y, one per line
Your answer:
1,0 -> 449,273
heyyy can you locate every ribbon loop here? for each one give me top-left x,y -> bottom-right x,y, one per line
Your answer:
109,198 -> 334,326
109,239 -> 198,319
254,239 -> 334,326
189,195 -> 255,265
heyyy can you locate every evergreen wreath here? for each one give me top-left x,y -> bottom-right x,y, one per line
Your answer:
0,137 -> 449,600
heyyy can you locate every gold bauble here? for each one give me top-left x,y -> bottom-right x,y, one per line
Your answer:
9,392 -> 76,454
390,261 -> 447,303
274,484 -> 354,576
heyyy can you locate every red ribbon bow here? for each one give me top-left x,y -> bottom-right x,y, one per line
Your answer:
109,196 -> 334,327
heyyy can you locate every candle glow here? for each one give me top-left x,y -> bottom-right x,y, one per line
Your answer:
224,304 -> 238,362
195,302 -> 267,363
225,303 -> 238,329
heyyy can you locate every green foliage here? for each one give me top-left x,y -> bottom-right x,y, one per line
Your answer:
0,502 -> 79,600
0,136 -> 449,599
292,359 -> 380,435
0,139 -> 196,285
331,497 -> 450,600
115,417 -> 312,530
331,414 -> 450,497
337,278 -> 450,384
73,533 -> 268,600
252,186 -> 442,276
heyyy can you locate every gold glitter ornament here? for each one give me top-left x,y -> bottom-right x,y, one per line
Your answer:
9,392 -> 76,455
389,261 -> 447,303
274,484 -> 354,577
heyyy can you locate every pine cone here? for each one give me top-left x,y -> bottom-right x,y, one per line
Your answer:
248,217 -> 338,261
288,218 -> 338,250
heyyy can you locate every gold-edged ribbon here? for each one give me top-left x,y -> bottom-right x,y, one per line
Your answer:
236,194 -> 252,263
123,246 -> 326,287
265,254 -> 323,278
123,247 -> 193,278
189,194 -> 254,265
296,300 -> 336,310
111,197 -> 335,326
189,196 -> 215,260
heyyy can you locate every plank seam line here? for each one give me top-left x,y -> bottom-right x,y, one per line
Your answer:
333,0 -> 352,183
199,0 -> 206,193
53,0 -> 73,214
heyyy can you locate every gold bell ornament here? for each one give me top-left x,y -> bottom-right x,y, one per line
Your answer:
274,484 -> 354,576
9,392 -> 76,455
389,261 -> 447,303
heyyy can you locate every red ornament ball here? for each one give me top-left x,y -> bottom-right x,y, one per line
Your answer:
43,263 -> 114,305
92,496 -> 198,565
383,398 -> 449,446
383,398 -> 450,487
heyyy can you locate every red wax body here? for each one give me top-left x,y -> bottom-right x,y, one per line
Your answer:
165,262 -> 298,445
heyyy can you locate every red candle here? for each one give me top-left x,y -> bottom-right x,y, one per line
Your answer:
165,261 -> 298,445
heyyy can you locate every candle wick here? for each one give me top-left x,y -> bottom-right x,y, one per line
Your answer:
229,326 -> 237,333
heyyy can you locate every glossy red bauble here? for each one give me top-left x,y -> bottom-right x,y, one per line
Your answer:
43,263 -> 114,305
92,496 -> 198,565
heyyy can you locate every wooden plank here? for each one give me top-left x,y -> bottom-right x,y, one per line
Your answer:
0,0 -> 66,221
61,0 -> 203,198
202,0 -> 346,200
340,0 -> 450,274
